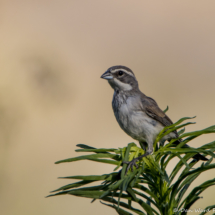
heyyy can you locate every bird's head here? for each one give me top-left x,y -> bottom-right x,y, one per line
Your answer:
101,66 -> 139,92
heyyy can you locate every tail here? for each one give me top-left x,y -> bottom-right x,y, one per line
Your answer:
173,140 -> 208,161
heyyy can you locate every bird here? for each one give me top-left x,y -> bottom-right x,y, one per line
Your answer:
101,65 -> 207,173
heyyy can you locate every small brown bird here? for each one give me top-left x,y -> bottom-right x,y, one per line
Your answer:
101,65 -> 207,172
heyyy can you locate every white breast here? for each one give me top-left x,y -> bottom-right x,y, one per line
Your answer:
114,97 -> 164,143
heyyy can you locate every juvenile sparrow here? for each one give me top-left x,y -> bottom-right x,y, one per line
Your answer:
101,65 -> 207,172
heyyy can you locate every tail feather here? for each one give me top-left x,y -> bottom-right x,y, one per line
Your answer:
192,153 -> 208,161
172,140 -> 208,161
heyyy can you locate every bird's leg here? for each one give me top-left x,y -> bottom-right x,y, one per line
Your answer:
123,142 -> 153,175
139,141 -> 147,151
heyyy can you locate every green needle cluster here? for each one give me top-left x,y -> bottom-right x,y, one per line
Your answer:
48,115 -> 215,215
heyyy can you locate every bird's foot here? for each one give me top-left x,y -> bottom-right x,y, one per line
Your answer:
123,158 -> 139,175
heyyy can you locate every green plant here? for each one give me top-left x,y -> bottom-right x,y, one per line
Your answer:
48,115 -> 215,215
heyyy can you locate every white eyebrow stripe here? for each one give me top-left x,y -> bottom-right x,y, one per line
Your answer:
111,69 -> 134,77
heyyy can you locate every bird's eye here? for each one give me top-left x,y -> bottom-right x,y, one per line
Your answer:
118,71 -> 124,76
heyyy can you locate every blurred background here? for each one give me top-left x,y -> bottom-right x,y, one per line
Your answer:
0,1 -> 215,214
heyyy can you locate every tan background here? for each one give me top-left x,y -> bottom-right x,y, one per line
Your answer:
0,1 -> 215,214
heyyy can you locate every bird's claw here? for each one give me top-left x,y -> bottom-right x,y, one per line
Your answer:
123,158 -> 139,175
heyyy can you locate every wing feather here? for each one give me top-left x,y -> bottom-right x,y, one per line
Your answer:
140,95 -> 207,160
141,96 -> 178,136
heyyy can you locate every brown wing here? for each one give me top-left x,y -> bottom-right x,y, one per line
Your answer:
141,96 -> 178,136
141,95 -> 208,161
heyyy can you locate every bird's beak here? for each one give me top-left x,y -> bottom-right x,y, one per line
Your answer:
100,71 -> 113,80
